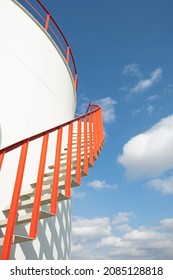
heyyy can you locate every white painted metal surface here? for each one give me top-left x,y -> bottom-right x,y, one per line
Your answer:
0,0 -> 76,259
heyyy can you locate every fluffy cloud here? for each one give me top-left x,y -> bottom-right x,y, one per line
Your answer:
88,179 -> 118,190
122,63 -> 143,78
71,214 -> 173,259
147,176 -> 173,194
121,66 -> 162,100
98,229 -> 173,259
116,224 -> 132,233
118,115 -> 173,178
147,104 -> 154,115
72,190 -> 86,199
161,218 -> 173,231
72,217 -> 111,242
112,212 -> 134,225
95,97 -> 117,124
148,94 -> 159,101
78,96 -> 116,124
131,68 -> 162,93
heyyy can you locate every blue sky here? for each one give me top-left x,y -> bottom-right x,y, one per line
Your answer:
32,0 -> 173,259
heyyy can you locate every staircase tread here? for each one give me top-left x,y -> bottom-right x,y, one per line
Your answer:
3,193 -> 68,213
20,179 -> 79,199
0,210 -> 54,228
0,235 -> 34,246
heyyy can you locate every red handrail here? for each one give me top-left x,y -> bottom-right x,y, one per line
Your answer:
17,0 -> 78,86
0,105 -> 101,155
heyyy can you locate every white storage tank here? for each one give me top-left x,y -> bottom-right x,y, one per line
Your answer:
0,0 -> 77,259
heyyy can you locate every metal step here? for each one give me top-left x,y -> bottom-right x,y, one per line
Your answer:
0,235 -> 34,247
0,210 -> 54,228
30,169 -> 86,189
61,150 -> 90,157
20,179 -> 79,200
64,144 -> 94,151
48,161 -> 92,173
3,193 -> 68,215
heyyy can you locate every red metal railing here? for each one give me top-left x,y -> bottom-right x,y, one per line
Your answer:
0,103 -> 104,259
16,0 -> 78,90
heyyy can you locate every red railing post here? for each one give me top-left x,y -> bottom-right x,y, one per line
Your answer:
66,46 -> 70,65
1,141 -> 29,260
93,112 -> 98,159
96,110 -> 101,154
0,151 -> 5,171
89,114 -> 94,166
76,119 -> 81,184
45,13 -> 50,31
50,128 -> 63,215
100,109 -> 104,146
65,123 -> 73,198
98,109 -> 103,148
74,74 -> 78,92
83,116 -> 88,175
29,133 -> 49,239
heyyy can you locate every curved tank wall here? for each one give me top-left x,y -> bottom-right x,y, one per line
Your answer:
0,0 -> 76,148
0,0 -> 76,259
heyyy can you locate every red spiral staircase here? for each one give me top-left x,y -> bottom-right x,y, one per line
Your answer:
0,0 -> 104,259
0,103 -> 104,260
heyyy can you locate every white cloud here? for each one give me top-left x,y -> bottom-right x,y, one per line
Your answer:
77,96 -> 116,124
72,191 -> 86,199
132,109 -> 142,116
131,68 -> 162,93
72,217 -> 111,242
122,63 -> 143,78
95,97 -> 117,124
118,115 -> 173,178
112,212 -> 134,225
148,94 -> 159,101
88,179 -> 118,190
99,229 -> 173,259
161,218 -> 173,231
116,223 -> 132,233
147,104 -> 154,115
147,176 -> 173,194
164,84 -> 173,95
72,215 -> 173,259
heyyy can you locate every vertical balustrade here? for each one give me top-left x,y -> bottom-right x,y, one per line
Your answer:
76,119 -> 82,184
83,116 -> 88,175
66,46 -> 70,65
0,152 -> 5,171
1,141 -> 29,260
50,128 -> 63,215
29,134 -> 49,239
93,112 -> 98,159
65,123 -> 73,198
95,110 -> 100,154
99,109 -> 104,148
74,74 -> 78,92
45,13 -> 50,31
101,110 -> 104,145
89,114 -> 94,166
